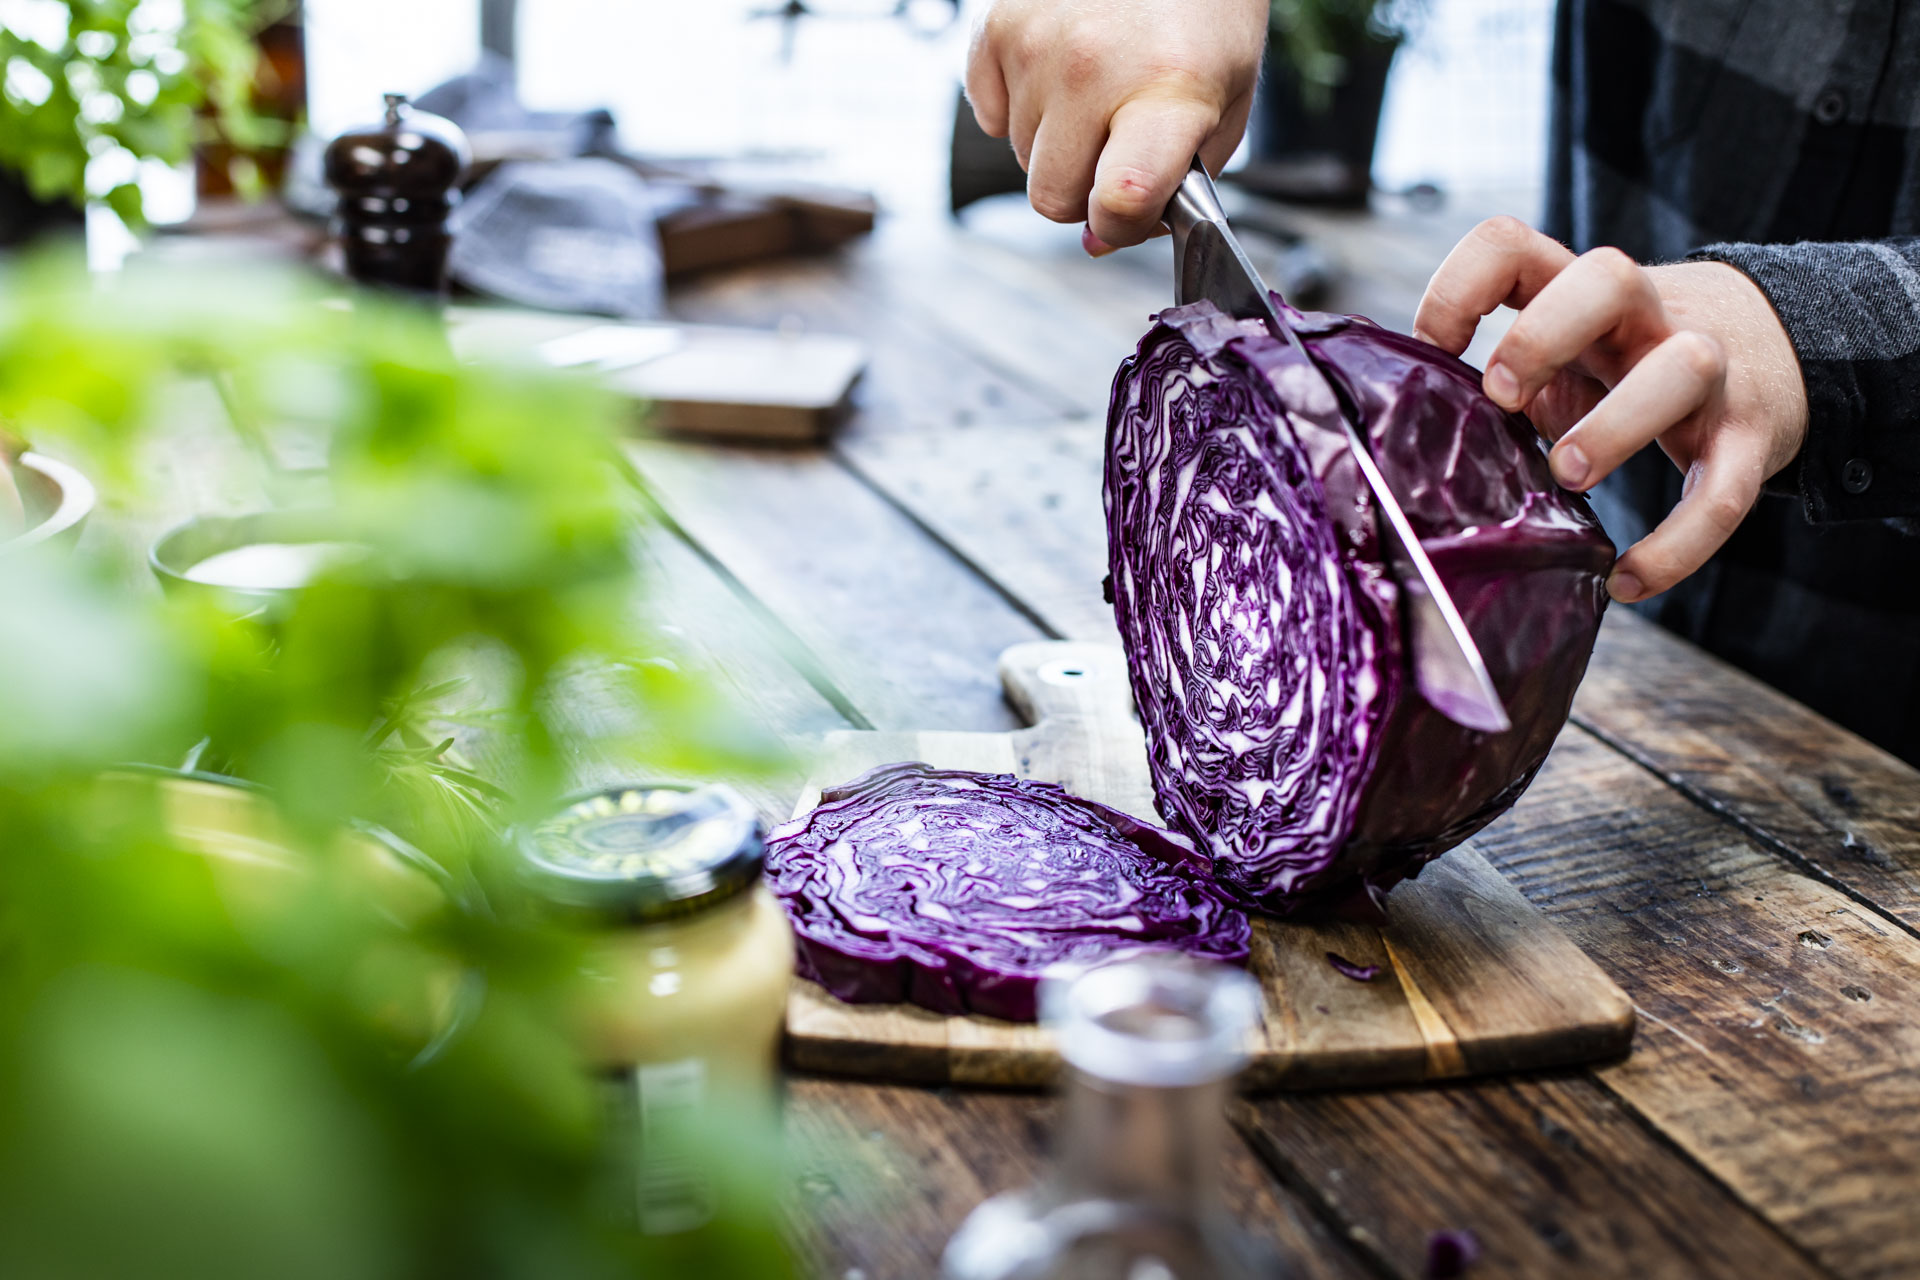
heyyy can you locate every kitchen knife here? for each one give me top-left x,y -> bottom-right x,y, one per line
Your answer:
1161,159 -> 1511,734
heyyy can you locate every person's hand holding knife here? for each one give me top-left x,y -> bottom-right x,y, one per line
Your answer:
965,0 -> 1268,255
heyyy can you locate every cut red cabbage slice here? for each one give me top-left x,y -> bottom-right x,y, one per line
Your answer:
765,762 -> 1252,1023
1105,299 -> 1614,919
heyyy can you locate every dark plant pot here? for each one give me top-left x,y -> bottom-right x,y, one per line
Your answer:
1232,40 -> 1397,209
948,87 -> 1028,216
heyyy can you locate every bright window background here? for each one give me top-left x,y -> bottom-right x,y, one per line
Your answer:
303,0 -> 480,139
1374,0 -> 1553,194
303,0 -> 1554,217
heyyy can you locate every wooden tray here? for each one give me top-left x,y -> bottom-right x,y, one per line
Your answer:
446,307 -> 866,443
783,641 -> 1634,1090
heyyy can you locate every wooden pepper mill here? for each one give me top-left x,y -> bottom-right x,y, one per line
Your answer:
323,93 -> 471,296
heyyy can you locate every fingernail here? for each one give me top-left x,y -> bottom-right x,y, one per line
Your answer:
1484,362 -> 1519,407
1607,570 -> 1643,603
1081,225 -> 1116,258
1553,442 -> 1590,490
1411,327 -> 1430,345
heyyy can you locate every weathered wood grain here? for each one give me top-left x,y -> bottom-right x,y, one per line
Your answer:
667,241 -> 1080,430
632,526 -> 853,748
866,218 -> 1147,417
795,379 -> 1916,1276
876,188 -> 1512,415
1573,610 -> 1920,932
1235,1074 -> 1829,1280
626,438 -> 1045,734
1477,731 -> 1920,1280
642,193 -> 1920,1279
834,418 -> 1116,643
1364,850 -> 1633,1080
786,1078 -> 1374,1280
543,524 -> 855,825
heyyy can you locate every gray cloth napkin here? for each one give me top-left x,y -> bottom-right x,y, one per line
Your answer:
447,159 -> 664,319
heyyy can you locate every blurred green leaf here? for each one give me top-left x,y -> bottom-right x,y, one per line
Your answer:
0,255 -> 798,1279
0,556 -> 197,772
0,1 -> 286,223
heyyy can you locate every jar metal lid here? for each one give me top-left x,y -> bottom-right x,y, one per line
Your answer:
517,782 -> 764,924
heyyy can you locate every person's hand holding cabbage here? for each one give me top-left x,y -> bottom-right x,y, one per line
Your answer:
1413,218 -> 1810,605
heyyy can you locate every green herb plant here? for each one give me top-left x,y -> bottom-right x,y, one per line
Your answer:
0,0 -> 285,226
0,254 -> 796,1280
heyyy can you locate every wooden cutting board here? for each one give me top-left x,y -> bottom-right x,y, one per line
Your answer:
783,641 -> 1634,1091
446,307 -> 866,443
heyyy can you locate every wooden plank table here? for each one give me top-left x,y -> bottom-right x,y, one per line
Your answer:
154,192 -> 1919,1279
634,202 -> 1920,1280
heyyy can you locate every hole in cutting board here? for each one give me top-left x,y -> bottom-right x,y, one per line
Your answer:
1040,658 -> 1095,685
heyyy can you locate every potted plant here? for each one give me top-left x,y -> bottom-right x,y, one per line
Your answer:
1231,0 -> 1427,207
0,0 -> 283,244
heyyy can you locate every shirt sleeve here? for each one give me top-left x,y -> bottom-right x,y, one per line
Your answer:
1687,239 -> 1920,524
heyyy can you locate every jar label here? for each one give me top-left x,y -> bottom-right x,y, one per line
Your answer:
605,1057 -> 716,1236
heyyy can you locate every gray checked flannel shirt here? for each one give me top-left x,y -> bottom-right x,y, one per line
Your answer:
1544,0 -> 1920,762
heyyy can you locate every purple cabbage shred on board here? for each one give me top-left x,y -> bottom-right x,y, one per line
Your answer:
1104,298 -> 1614,920
1326,951 -> 1380,982
764,763 -> 1252,1023
1424,1228 -> 1482,1279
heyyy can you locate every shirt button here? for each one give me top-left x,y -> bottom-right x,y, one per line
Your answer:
1814,89 -> 1848,125
1842,457 -> 1873,493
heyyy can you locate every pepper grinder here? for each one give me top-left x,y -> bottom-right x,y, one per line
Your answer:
323,93 -> 471,296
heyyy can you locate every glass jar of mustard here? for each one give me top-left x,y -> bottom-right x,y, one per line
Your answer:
519,782 -> 794,1237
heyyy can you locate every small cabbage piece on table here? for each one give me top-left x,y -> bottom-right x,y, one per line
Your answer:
1105,299 -> 1614,920
765,763 -> 1251,1023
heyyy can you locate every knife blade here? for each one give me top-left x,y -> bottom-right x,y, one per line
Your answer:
1161,159 -> 1511,734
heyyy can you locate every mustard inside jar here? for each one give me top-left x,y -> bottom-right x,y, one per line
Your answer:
518,782 -> 793,1237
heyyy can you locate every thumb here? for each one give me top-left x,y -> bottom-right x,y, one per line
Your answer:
1088,94 -> 1217,248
